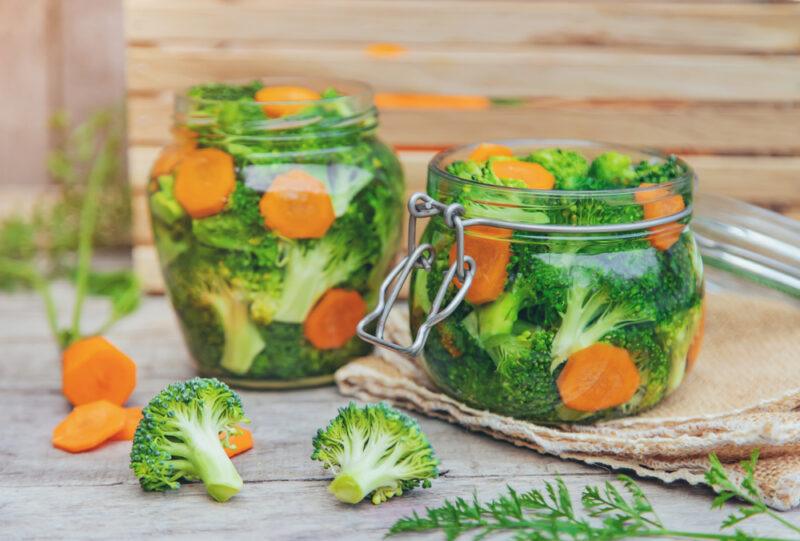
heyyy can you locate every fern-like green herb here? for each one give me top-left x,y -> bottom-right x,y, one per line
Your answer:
0,109 -> 139,349
388,451 -> 800,540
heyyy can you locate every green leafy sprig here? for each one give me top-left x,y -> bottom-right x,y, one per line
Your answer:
0,109 -> 139,349
388,451 -> 800,541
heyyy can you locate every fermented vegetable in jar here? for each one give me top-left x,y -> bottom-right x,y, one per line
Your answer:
148,78 -> 404,388
361,141 -> 703,423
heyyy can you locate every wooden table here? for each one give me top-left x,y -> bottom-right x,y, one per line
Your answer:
3,288 -> 799,540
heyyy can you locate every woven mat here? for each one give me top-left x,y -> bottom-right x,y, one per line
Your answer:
335,292 -> 800,510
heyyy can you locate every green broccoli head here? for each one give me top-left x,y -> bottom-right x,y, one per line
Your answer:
634,155 -> 682,185
311,402 -> 439,505
588,151 -> 637,187
523,149 -> 589,190
130,378 -> 248,502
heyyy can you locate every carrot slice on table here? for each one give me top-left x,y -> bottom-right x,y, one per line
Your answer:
449,225 -> 512,305
490,160 -> 555,190
62,336 -> 137,407
173,147 -> 236,219
638,184 -> 686,250
468,143 -> 513,162
556,343 -> 640,413
110,407 -> 143,441
221,427 -> 254,458
304,289 -> 367,350
259,169 -> 335,239
686,302 -> 706,373
255,86 -> 321,118
52,400 -> 126,453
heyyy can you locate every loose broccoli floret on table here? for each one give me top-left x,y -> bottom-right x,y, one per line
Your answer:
130,378 -> 248,502
311,402 -> 439,505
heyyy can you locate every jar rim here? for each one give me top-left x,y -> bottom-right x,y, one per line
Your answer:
428,139 -> 696,200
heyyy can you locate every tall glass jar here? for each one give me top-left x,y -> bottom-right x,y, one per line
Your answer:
148,78 -> 404,388
362,140 -> 703,423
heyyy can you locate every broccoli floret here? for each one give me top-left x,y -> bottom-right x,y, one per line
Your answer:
196,274 -> 265,375
524,149 -> 589,190
445,157 -> 527,189
660,303 -> 704,393
634,155 -> 682,185
150,175 -> 185,225
549,272 -> 651,371
588,151 -> 637,187
311,402 -> 439,504
130,377 -> 248,502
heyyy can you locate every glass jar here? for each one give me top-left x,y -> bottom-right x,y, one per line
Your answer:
148,78 -> 404,388
360,140 -> 703,423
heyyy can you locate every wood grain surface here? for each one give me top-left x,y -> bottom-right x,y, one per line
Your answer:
123,0 -> 800,292
2,286 -> 800,539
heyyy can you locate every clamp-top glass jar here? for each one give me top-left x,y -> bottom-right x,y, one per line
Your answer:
359,140 -> 704,423
148,78 -> 404,388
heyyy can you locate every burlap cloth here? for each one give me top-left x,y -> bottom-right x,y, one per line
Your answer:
335,292 -> 800,510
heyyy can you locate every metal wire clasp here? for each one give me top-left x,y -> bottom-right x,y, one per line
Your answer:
356,193 -> 476,357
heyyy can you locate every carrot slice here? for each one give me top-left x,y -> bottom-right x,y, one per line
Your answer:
686,302 -> 706,373
557,343 -> 640,412
173,148 -> 236,219
639,188 -> 686,251
259,169 -> 335,239
110,407 -> 143,441
633,182 -> 670,204
491,160 -> 555,190
221,427 -> 254,458
304,289 -> 367,349
255,86 -> 321,118
374,93 -> 490,110
149,127 -> 198,181
468,143 -> 514,162
62,336 -> 137,407
449,226 -> 512,305
52,400 -> 126,453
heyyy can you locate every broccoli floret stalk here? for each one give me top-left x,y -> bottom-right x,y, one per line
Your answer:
150,175 -> 185,225
273,231 -> 367,323
663,304 -> 704,393
130,378 -> 248,502
311,402 -> 439,505
550,274 -> 650,372
199,278 -> 265,375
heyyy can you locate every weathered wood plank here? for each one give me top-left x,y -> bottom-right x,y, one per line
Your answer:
126,45 -> 800,100
124,0 -> 800,54
126,95 -> 800,154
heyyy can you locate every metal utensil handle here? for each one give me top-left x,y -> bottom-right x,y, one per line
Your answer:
356,194 -> 476,357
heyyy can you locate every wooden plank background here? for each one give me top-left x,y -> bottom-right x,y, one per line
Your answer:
0,0 -> 126,216
123,0 -> 800,293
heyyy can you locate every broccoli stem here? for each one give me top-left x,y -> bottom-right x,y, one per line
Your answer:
329,467 -> 399,505
182,421 -> 243,502
204,286 -> 265,375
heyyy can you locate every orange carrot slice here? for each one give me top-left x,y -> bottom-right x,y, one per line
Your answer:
686,302 -> 706,373
259,169 -> 335,239
110,407 -> 143,441
255,86 -> 321,118
374,93 -> 490,110
468,143 -> 514,162
62,336 -> 137,407
491,160 -> 555,190
557,343 -> 640,412
221,427 -> 254,458
149,127 -> 198,181
449,226 -> 512,305
52,400 -> 126,453
174,148 -> 236,219
304,289 -> 367,350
